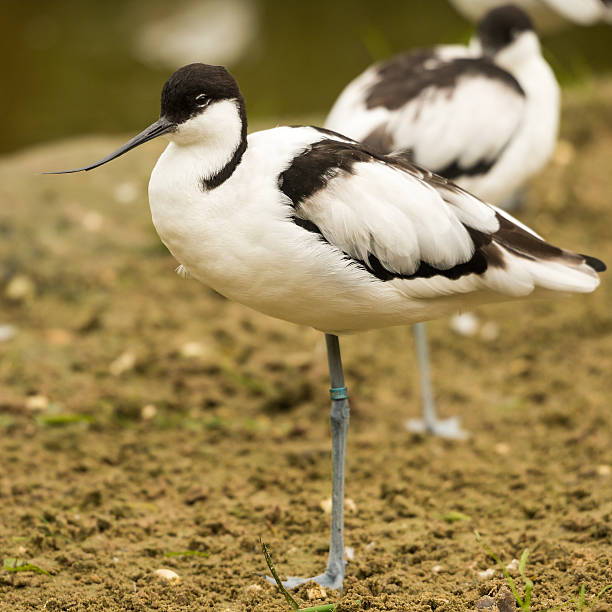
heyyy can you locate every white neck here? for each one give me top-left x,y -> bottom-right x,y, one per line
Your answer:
168,98 -> 246,188
494,31 -> 541,72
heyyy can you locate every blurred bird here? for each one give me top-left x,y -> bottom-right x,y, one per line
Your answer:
449,0 -> 612,30
47,63 -> 605,590
325,4 -> 560,437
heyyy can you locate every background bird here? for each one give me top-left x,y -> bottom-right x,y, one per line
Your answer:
48,63 -> 604,590
449,0 -> 612,30
325,4 -> 560,437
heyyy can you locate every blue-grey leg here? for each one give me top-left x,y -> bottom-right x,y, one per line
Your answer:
267,333 -> 349,590
405,322 -> 468,440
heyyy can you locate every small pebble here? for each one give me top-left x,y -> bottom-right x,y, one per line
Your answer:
141,404 -> 157,420
505,558 -> 519,572
0,324 -> 16,342
450,312 -> 479,337
477,568 -> 496,580
109,351 -> 136,376
25,394 -> 49,412
306,585 -> 326,600
5,275 -> 35,301
154,568 -> 180,582
344,546 -> 355,561
244,583 -> 263,594
180,341 -> 207,358
319,497 -> 357,514
432,564 -> 443,573
596,464 -> 611,476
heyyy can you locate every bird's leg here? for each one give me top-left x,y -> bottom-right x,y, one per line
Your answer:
266,333 -> 349,591
405,323 -> 468,440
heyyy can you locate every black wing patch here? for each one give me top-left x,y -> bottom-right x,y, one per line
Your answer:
281,138 -> 604,283
365,52 -> 524,111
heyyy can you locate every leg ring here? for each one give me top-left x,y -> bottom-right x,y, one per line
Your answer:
329,386 -> 348,401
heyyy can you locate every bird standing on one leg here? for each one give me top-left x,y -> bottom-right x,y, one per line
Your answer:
47,62 -> 604,590
325,5 -> 560,438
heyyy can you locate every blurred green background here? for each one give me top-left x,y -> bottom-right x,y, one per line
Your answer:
4,0 -> 612,153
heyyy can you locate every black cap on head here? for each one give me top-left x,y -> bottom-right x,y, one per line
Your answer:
161,63 -> 242,124
477,4 -> 534,55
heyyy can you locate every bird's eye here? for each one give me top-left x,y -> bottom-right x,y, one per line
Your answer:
195,93 -> 208,106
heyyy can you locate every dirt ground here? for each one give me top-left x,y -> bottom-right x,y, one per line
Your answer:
1,81 -> 611,611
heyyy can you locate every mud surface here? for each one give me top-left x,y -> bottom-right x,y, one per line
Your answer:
1,84 -> 611,611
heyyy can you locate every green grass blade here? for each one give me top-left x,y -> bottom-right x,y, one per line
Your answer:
163,550 -> 209,558
3,558 -> 52,577
592,585 -> 612,606
260,538 -> 300,611
442,511 -> 472,523
474,531 -> 525,609
518,549 -> 530,577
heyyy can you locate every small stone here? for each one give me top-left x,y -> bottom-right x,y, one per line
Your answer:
475,595 -> 496,610
450,312 -> 479,337
505,558 -> 519,573
109,351 -> 136,376
344,546 -> 355,561
25,394 -> 49,412
245,583 -> 263,594
494,442 -> 510,455
596,464 -> 611,476
154,568 -> 180,582
180,341 -> 207,358
0,324 -> 16,342
319,497 -> 357,514
477,568 -> 496,580
5,275 -> 35,301
496,587 -> 516,612
432,564 -> 443,573
306,585 -> 326,600
141,404 -> 157,420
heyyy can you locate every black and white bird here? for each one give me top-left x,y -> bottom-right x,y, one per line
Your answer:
48,63 -> 605,591
325,5 -> 559,206
325,4 -> 560,438
450,0 -> 612,30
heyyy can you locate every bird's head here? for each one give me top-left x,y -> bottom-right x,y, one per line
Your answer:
46,63 -> 245,174
476,4 -> 538,64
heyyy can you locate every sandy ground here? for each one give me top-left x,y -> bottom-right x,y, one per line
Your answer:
0,82 -> 611,611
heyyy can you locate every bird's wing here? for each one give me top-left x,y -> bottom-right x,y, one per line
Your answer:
327,51 -> 526,180
279,134 -> 602,296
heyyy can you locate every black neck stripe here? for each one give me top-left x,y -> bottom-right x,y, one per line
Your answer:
201,98 -> 248,191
